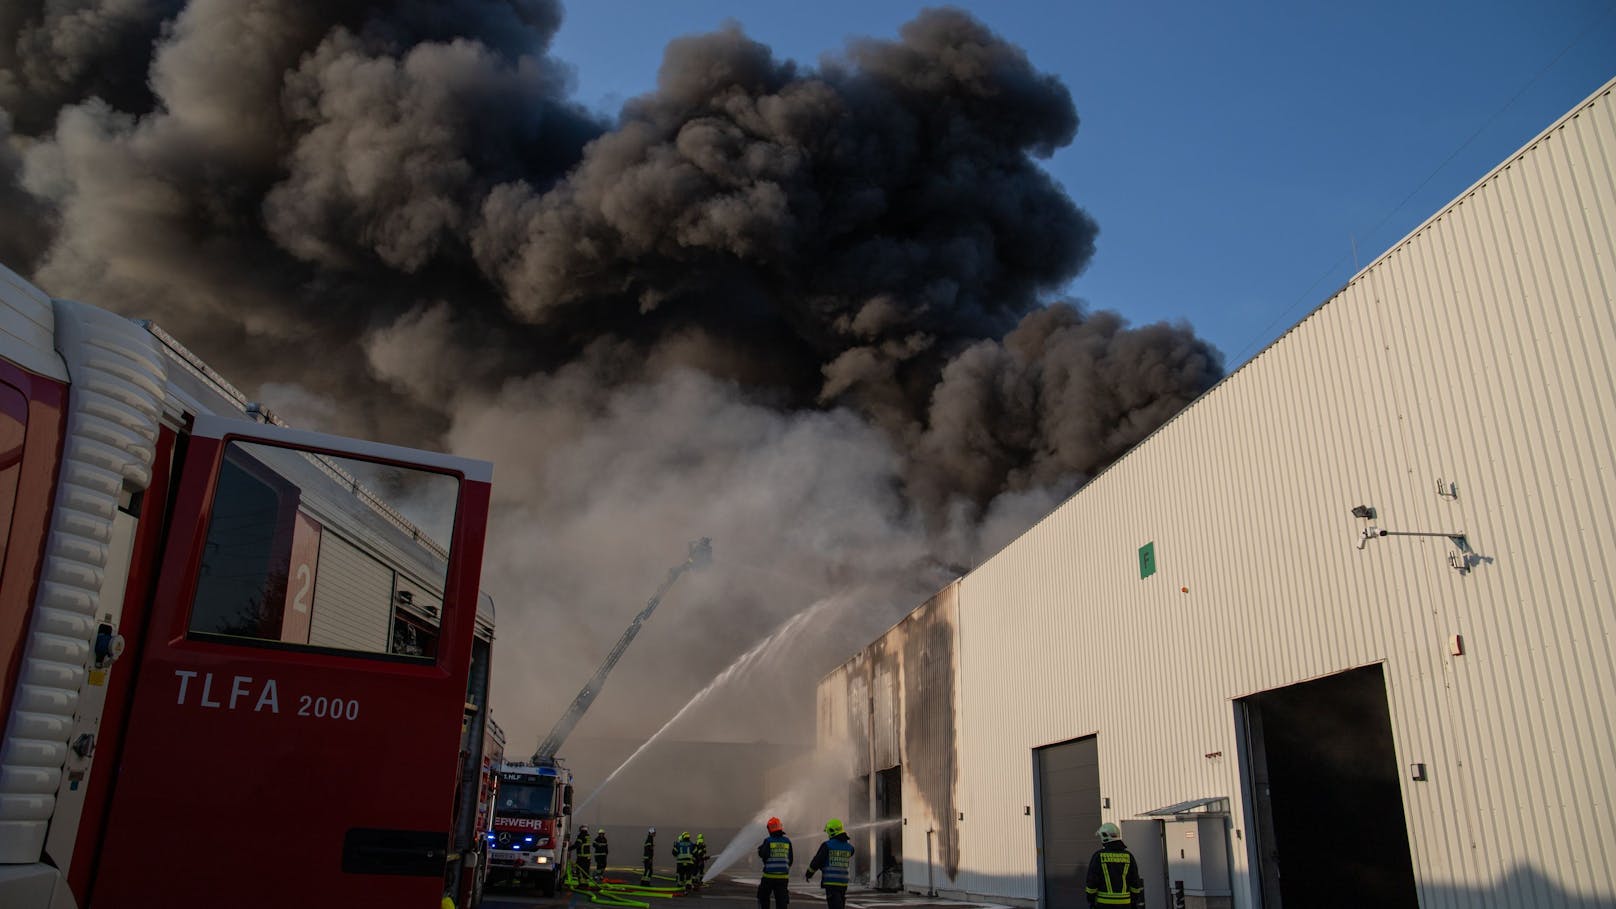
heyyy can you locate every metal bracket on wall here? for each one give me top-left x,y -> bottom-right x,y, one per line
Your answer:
1447,535 -> 1479,575
1358,527 -> 1470,574
1435,477 -> 1459,500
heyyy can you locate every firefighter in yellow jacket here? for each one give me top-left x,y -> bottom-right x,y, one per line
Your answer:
1084,823 -> 1143,907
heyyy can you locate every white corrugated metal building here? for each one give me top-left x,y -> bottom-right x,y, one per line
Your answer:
816,78 -> 1616,908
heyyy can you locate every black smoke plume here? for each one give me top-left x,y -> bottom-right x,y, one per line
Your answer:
3,2 -> 1220,785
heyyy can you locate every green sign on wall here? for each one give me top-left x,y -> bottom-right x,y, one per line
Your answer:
1139,541 -> 1156,579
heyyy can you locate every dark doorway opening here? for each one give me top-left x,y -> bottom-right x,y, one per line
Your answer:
874,766 -> 903,890
1035,735 -> 1101,909
1238,664 -> 1417,908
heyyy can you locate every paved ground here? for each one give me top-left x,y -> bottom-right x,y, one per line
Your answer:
482,872 -> 1011,909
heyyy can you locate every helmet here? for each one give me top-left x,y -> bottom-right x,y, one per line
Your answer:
824,818 -> 844,836
580,825 -> 589,835
680,831 -> 691,840
648,827 -> 656,834
766,817 -> 783,834
597,828 -> 606,836
696,834 -> 705,843
1096,822 -> 1121,844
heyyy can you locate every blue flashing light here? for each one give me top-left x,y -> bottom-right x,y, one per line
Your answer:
525,836 -> 534,842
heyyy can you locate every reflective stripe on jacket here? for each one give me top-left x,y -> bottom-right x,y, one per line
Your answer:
674,840 -> 695,866
1083,843 -> 1143,906
758,834 -> 793,879
819,836 -> 855,887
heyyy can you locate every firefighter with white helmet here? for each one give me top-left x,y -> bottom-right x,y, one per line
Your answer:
574,825 -> 592,882
593,827 -> 609,882
1084,823 -> 1143,907
642,827 -> 656,884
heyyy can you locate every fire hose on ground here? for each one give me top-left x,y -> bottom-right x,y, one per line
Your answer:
564,863 -> 690,907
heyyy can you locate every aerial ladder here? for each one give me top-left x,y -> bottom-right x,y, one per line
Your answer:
533,537 -> 713,761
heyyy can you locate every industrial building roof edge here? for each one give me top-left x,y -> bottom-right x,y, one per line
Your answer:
969,72 -> 1616,580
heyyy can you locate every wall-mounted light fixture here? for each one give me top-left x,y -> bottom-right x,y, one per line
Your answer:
1354,513 -> 1472,573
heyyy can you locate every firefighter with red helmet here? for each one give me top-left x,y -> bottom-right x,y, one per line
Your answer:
756,816 -> 793,909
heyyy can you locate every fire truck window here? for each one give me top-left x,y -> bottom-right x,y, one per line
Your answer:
187,440 -> 458,660
496,775 -> 558,816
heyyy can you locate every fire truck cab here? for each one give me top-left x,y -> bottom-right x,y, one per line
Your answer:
0,263 -> 497,907
485,758 -> 573,896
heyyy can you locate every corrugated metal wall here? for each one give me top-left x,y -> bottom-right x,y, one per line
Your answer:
826,78 -> 1616,908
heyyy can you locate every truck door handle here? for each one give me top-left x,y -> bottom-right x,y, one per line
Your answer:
342,828 -> 449,876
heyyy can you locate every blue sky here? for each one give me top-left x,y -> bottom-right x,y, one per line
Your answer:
546,1 -> 1615,369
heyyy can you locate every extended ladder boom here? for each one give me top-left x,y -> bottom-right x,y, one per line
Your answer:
532,537 -> 712,761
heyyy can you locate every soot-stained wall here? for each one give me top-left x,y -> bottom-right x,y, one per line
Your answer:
821,581 -> 961,885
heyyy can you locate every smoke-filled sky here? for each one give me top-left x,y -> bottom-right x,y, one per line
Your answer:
546,0 -> 1615,368
3,1 -> 1604,774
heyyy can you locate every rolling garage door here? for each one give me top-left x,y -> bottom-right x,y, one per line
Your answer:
1037,735 -> 1101,909
309,531 -> 392,652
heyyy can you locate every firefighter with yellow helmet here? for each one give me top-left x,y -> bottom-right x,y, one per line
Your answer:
674,831 -> 697,891
806,818 -> 855,909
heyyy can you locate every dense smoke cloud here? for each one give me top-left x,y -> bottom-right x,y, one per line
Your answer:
2,2 -> 1221,771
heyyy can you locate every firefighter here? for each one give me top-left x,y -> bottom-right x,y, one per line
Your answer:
594,827 -> 610,882
642,827 -> 656,884
806,818 -> 855,909
756,816 -> 793,909
574,825 -> 593,883
1083,823 -> 1143,908
693,832 -> 708,888
674,831 -> 697,890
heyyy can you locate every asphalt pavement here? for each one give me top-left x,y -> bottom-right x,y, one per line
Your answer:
481,871 -> 1010,909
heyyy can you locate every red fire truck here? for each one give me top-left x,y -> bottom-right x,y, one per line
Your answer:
0,263 -> 497,907
485,757 -> 573,896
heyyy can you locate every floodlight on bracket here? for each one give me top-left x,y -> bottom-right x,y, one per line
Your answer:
1357,525 -> 1471,574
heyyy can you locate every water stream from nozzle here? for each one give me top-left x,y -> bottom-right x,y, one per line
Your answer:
842,818 -> 903,835
702,808 -> 903,881
576,596 -> 837,813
